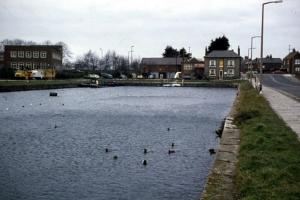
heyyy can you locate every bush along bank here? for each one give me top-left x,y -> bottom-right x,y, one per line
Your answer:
234,81 -> 300,200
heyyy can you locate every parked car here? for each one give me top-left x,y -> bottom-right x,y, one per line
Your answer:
101,73 -> 113,79
85,74 -> 100,79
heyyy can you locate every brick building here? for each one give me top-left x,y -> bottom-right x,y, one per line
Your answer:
4,45 -> 63,71
141,57 -> 182,79
182,58 -> 204,79
204,50 -> 241,80
283,49 -> 300,74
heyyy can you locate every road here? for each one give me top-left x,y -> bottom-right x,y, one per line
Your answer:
262,74 -> 300,100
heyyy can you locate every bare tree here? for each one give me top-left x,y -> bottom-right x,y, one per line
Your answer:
55,41 -> 73,64
75,50 -> 100,71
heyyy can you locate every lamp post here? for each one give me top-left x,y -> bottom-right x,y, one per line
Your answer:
128,51 -> 131,70
260,0 -> 283,75
250,36 -> 260,74
130,45 -> 134,69
248,47 -> 256,72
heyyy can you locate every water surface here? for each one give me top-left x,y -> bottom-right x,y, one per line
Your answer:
0,87 -> 236,200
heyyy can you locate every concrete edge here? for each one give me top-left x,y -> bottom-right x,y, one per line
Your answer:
200,90 -> 240,200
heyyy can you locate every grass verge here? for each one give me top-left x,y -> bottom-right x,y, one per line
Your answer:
234,81 -> 300,200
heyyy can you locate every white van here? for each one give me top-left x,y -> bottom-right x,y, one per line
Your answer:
31,70 -> 44,79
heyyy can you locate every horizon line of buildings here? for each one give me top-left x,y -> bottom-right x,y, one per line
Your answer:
1,44 -> 299,79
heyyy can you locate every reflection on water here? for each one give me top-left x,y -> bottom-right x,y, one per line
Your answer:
0,87 -> 236,200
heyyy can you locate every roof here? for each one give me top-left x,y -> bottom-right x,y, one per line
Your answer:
141,57 -> 183,65
4,45 -> 63,51
284,50 -> 300,60
255,57 -> 282,64
205,50 -> 241,58
187,57 -> 204,64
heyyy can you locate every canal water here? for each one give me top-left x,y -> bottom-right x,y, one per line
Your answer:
0,87 -> 236,200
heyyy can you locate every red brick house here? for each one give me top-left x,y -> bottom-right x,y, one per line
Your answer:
141,57 -> 182,79
283,49 -> 300,74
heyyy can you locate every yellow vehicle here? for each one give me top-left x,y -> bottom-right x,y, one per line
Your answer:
15,70 -> 32,79
15,69 -> 56,79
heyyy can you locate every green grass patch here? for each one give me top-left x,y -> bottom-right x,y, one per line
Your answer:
234,82 -> 300,200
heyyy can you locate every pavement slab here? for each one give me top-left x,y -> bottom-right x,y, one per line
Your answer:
262,86 -> 300,139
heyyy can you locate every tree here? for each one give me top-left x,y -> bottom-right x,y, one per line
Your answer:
0,39 -> 37,51
162,46 -> 179,57
83,50 -> 100,71
162,46 -> 192,58
74,50 -> 100,71
207,35 -> 230,53
179,48 -> 192,59
55,41 -> 73,65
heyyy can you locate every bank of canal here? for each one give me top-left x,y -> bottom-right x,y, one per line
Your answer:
202,81 -> 300,200
0,79 -> 240,92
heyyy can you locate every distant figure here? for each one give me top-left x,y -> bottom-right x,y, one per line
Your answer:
54,125 -> 58,129
171,143 -> 175,147
142,160 -> 147,165
62,103 -> 64,106
209,148 -> 216,154
105,148 -> 109,153
22,105 -> 24,108
168,149 -> 175,154
167,128 -> 170,131
144,148 -> 148,154
113,155 -> 118,160
39,103 -> 42,105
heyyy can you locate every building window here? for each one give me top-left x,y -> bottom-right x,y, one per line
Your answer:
209,60 -> 216,67
40,62 -> 47,69
25,62 -> 32,69
18,62 -> 25,69
227,60 -> 235,67
295,67 -> 300,72
33,51 -> 39,58
18,51 -> 24,58
25,51 -> 32,58
11,62 -> 18,69
41,51 -> 47,58
209,69 -> 216,76
32,62 -> 37,69
227,69 -> 235,76
295,59 -> 300,65
10,51 -> 17,58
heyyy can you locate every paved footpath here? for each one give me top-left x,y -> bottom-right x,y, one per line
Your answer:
262,86 -> 300,139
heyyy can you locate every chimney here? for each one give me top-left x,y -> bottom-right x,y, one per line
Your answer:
238,46 -> 240,56
293,48 -> 296,53
205,46 -> 208,56
270,54 -> 272,59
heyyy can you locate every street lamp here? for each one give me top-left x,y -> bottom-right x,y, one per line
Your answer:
251,36 -> 260,72
130,45 -> 134,69
260,0 -> 283,75
248,47 -> 256,72
99,48 -> 103,58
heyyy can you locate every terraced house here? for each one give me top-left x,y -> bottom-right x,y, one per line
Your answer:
204,49 -> 241,80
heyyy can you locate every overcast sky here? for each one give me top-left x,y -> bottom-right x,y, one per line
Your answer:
1,0 -> 299,60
